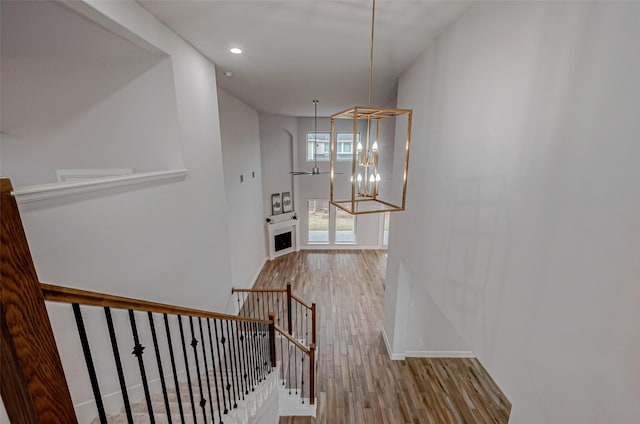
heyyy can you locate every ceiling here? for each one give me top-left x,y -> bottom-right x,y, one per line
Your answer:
138,0 -> 472,117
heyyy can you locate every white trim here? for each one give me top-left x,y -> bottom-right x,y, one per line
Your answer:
405,350 -> 475,358
301,245 -> 385,251
382,327 -> 405,360
381,328 -> 474,360
56,168 -> 133,182
12,169 -> 188,203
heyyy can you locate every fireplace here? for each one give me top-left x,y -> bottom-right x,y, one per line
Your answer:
266,218 -> 299,260
274,231 -> 292,252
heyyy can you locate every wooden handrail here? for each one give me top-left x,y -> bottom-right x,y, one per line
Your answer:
231,287 -> 287,293
273,325 -> 316,405
1,178 -> 78,423
42,283 -> 271,324
274,324 -> 310,355
291,294 -> 312,310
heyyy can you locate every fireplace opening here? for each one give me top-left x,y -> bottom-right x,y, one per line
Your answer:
274,231 -> 292,252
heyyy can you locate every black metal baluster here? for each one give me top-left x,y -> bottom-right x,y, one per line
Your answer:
280,324 -> 285,387
255,323 -> 264,382
237,321 -> 248,397
197,318 -> 215,421
178,315 -> 198,423
163,314 -> 185,423
296,302 -> 300,340
251,293 -> 256,319
294,336 -> 298,395
225,320 -> 238,408
213,319 -> 229,415
246,321 -> 257,391
148,312 -> 172,423
269,292 -> 274,324
189,317 -> 207,421
72,304 -> 107,424
104,307 -> 134,424
248,322 -> 258,384
128,310 -> 155,423
259,323 -> 267,378
265,323 -> 271,374
228,320 -> 242,401
205,319 -> 224,423
219,320 -> 234,410
305,307 -> 309,345
231,321 -> 245,398
239,321 -> 250,394
236,292 -> 242,316
301,354 -> 305,404
288,339 -> 292,395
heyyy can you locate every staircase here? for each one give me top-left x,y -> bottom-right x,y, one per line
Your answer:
0,177 -> 316,424
90,367 -> 280,424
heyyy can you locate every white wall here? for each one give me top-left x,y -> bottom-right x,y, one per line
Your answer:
218,88 -> 267,289
1,0 -> 236,420
0,57 -> 183,186
385,1 -> 640,422
0,0 -> 183,186
258,112 -> 297,220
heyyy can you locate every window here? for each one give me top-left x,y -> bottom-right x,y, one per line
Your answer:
307,199 -> 329,243
307,132 -> 360,161
335,207 -> 356,244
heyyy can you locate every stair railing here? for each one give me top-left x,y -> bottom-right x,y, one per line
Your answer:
232,284 -> 316,347
42,283 -> 276,423
1,177 -> 316,423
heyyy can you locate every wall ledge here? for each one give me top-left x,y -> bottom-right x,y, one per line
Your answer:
12,169 -> 188,204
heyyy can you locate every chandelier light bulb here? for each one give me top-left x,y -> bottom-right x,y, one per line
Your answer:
357,142 -> 363,152
371,141 -> 378,151
369,174 -> 375,183
376,173 -> 381,182
357,173 -> 363,182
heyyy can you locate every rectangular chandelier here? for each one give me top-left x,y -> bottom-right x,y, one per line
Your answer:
329,105 -> 412,215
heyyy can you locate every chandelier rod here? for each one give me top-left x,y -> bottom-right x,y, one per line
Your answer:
368,0 -> 376,106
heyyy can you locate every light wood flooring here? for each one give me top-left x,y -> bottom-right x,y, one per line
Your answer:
254,250 -> 511,424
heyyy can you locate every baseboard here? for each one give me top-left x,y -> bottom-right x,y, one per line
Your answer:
381,329 -> 474,360
405,350 -> 475,358
381,327 -> 405,360
301,245 -> 386,251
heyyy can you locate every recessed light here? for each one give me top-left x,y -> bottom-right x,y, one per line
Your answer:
224,71 -> 233,77
229,48 -> 242,54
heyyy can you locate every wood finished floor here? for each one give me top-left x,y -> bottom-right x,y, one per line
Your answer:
254,250 -> 511,424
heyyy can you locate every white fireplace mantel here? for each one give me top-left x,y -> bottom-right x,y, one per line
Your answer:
266,218 -> 299,260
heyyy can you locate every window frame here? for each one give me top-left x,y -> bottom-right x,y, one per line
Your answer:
307,199 -> 330,244
306,132 -> 360,162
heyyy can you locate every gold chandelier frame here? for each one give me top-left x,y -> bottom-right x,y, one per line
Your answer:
328,0 -> 413,215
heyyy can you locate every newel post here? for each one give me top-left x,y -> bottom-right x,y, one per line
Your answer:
309,343 -> 316,405
0,178 -> 77,423
311,302 -> 317,345
286,283 -> 293,335
268,313 -> 276,368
